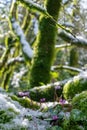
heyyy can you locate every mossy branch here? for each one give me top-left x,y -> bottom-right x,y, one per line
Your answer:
0,37 -> 20,90
63,72 -> 87,99
17,0 -> 76,38
11,95 -> 40,109
0,46 -> 11,70
17,0 -> 47,15
21,9 -> 31,32
11,94 -> 59,110
18,71 -> 87,102
10,0 -> 18,19
28,80 -> 68,101
21,9 -> 31,35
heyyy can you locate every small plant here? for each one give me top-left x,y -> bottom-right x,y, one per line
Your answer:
62,109 -> 87,130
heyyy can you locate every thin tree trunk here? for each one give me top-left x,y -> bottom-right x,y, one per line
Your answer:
69,0 -> 79,67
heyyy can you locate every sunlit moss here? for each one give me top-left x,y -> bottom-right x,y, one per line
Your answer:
11,95 -> 40,109
63,75 -> 87,99
62,108 -> 87,130
0,36 -> 20,90
72,91 -> 87,115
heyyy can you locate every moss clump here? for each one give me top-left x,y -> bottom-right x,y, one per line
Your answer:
63,92 -> 87,130
63,75 -> 87,99
72,91 -> 87,115
62,109 -> 87,130
11,95 -> 40,109
29,85 -> 55,101
0,110 -> 15,124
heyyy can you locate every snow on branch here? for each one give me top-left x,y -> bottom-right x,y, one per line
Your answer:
16,0 -> 76,38
11,18 -> 33,59
7,56 -> 24,66
59,31 -> 87,49
0,31 -> 11,38
55,43 -> 71,49
17,0 -> 47,15
51,65 -> 83,73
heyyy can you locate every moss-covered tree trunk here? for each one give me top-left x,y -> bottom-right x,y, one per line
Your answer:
69,46 -> 79,67
29,0 -> 62,88
69,0 -> 79,67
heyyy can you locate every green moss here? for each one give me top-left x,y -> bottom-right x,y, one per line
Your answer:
29,0 -> 62,88
45,0 -> 62,20
63,92 -> 87,130
29,16 -> 57,88
11,95 -> 40,109
69,46 -> 79,67
18,0 -> 47,15
30,85 -> 55,101
0,110 -> 14,123
63,75 -> 87,99
8,107 -> 19,115
63,109 -> 87,130
63,123 -> 85,130
72,91 -> 87,115
2,68 -> 12,90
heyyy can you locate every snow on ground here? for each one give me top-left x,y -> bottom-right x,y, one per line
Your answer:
0,88 -> 50,130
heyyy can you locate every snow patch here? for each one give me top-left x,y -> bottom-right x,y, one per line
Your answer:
0,89 -> 50,129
